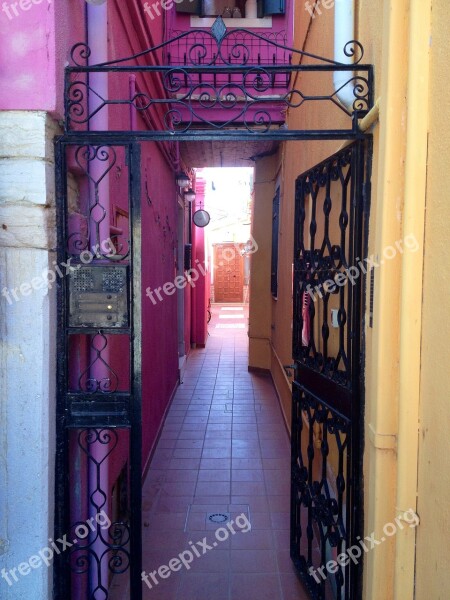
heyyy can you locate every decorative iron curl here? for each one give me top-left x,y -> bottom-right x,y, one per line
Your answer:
222,41 -> 250,66
342,40 -> 364,65
163,69 -> 194,96
220,91 -> 239,110
106,521 -> 131,547
67,81 -> 108,125
243,68 -> 272,95
74,145 -> 117,185
70,42 -> 91,67
243,106 -> 272,133
105,548 -> 130,575
78,428 -> 119,460
188,41 -> 212,66
67,82 -> 88,122
164,106 -> 192,134
69,548 -> 96,575
351,76 -> 370,111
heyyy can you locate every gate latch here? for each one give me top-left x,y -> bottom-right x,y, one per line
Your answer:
283,363 -> 297,378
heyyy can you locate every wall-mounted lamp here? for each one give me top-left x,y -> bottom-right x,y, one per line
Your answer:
184,188 -> 196,203
175,172 -> 190,188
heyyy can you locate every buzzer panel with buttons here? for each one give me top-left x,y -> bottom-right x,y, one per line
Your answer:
68,265 -> 129,328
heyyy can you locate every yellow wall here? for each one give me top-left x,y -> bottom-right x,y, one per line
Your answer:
415,1 -> 450,597
248,153 -> 280,371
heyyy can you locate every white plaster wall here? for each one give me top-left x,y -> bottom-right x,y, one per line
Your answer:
0,111 -> 57,599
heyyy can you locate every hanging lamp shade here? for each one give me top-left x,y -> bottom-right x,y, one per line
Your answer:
184,188 -> 196,203
175,172 -> 190,188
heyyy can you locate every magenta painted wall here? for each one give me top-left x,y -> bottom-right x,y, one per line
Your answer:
105,3 -> 180,465
0,0 -> 86,116
140,143 -> 179,461
191,177 -> 208,346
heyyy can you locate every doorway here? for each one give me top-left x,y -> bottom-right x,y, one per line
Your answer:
213,243 -> 245,303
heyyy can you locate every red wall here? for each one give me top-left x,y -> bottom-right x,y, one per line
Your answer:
140,145 -> 179,461
191,177 -> 209,346
106,3 -> 180,465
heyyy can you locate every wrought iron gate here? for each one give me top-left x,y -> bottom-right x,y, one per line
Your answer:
54,141 -> 142,599
53,16 -> 374,600
291,140 -> 370,599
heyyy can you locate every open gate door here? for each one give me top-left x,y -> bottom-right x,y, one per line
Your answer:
54,141 -> 142,600
291,141 -> 369,599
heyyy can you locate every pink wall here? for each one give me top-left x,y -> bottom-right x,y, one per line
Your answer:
191,177 -> 208,346
105,2 -> 180,465
0,0 -> 85,116
140,144 -> 179,461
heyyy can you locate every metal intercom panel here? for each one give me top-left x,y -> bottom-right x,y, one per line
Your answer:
68,265 -> 129,328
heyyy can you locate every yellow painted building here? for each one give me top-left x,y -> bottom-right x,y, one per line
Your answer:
249,0 -> 450,598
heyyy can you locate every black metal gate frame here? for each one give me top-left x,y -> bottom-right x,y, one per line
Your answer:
291,139 -> 371,600
54,141 -> 142,599
54,16 -> 374,600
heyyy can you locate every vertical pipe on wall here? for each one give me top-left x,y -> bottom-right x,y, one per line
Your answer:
129,75 -> 137,131
394,0 -> 431,597
87,3 -> 111,596
333,0 -> 356,110
364,1 -> 409,597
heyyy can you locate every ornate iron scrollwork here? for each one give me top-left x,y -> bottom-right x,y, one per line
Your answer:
68,429 -> 131,599
293,146 -> 355,387
64,18 -> 373,135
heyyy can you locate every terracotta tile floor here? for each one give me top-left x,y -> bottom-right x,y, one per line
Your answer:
141,304 -> 308,600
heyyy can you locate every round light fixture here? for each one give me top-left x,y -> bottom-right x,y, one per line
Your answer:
193,209 -> 210,228
175,172 -> 190,188
184,188 -> 196,203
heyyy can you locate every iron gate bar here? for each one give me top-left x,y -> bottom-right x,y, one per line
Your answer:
56,127 -> 369,144
66,65 -> 370,73
71,21 -> 364,68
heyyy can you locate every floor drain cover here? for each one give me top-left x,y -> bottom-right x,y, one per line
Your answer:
207,512 -> 230,524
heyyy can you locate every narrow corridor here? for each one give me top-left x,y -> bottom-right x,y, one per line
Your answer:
140,304 -> 308,600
